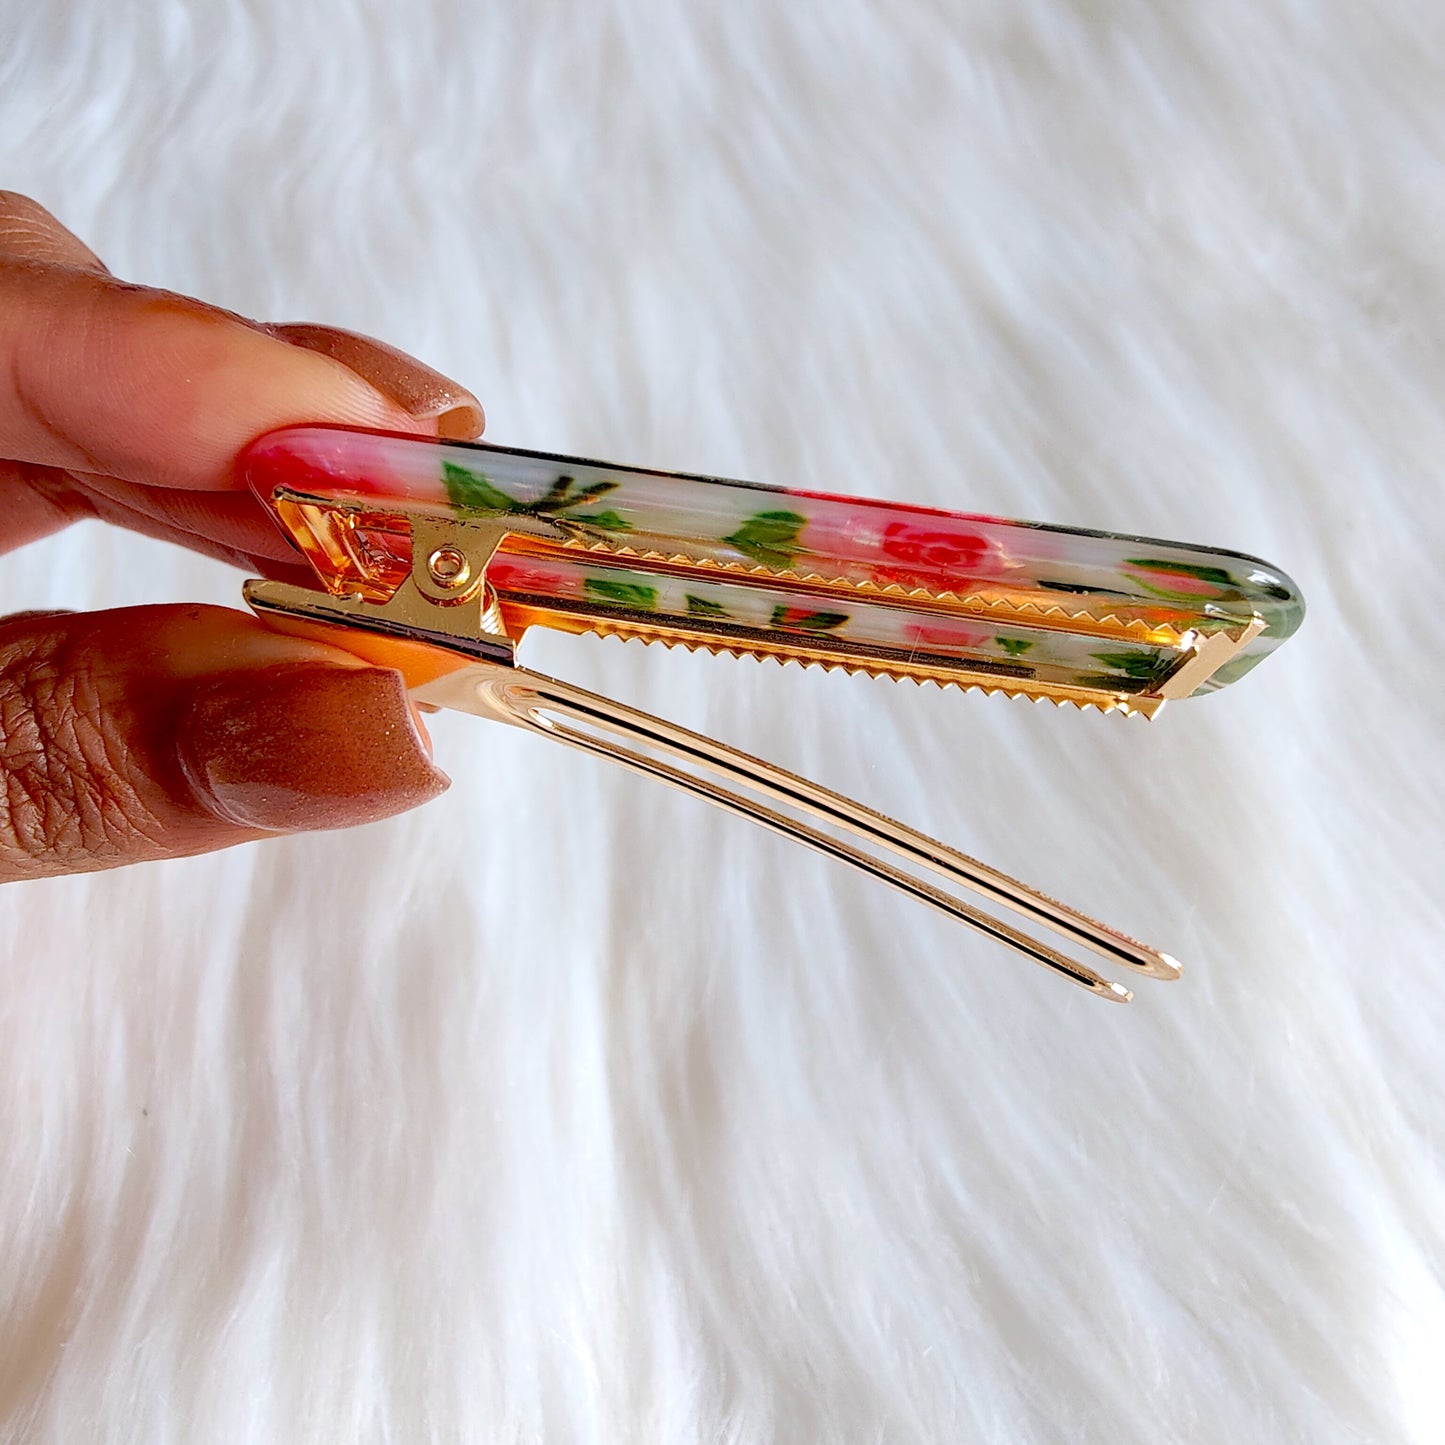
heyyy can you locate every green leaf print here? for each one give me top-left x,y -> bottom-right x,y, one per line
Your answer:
686,595 -> 729,617
996,637 -> 1034,656
1124,558 -> 1235,586
585,510 -> 632,532
585,579 -> 658,610
441,463 -> 630,531
537,474 -> 576,510
724,510 -> 807,568
769,605 -> 848,632
1091,650 -> 1171,681
442,461 -> 521,514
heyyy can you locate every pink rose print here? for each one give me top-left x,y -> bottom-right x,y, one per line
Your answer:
249,431 -> 417,503
872,521 -> 996,590
489,558 -> 587,599
1120,558 -> 1237,600
901,620 -> 992,652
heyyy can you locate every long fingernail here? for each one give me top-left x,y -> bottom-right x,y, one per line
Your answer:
267,323 -> 485,439
178,663 -> 449,832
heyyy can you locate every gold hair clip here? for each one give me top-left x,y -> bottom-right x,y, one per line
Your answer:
241,425 -> 1303,1001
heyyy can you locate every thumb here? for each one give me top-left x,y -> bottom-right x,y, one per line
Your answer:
0,605 -> 448,881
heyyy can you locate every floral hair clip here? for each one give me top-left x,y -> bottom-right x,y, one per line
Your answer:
241,426 -> 1304,1002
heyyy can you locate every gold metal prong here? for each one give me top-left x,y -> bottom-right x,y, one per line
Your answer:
411,660 -> 1181,1000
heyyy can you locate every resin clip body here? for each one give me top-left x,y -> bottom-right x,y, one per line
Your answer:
242,425 -> 1304,1001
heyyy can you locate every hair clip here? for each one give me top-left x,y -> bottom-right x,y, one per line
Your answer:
240,425 -> 1304,1002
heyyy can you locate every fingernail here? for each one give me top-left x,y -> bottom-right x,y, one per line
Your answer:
178,663 -> 449,832
267,323 -> 485,439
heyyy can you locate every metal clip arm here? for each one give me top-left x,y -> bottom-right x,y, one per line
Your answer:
412,662 -> 1182,1002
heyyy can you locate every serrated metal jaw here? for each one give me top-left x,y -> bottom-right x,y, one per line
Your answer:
260,486 -> 1262,719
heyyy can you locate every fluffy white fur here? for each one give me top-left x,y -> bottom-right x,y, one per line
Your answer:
1,1 -> 1441,1439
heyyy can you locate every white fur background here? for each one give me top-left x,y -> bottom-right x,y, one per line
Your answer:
1,1 -> 1442,1440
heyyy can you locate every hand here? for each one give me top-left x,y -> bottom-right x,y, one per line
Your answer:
0,192 -> 486,880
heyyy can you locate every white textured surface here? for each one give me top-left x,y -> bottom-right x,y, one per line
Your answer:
0,2 -> 1442,1440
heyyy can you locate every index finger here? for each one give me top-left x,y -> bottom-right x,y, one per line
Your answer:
0,254 -> 451,490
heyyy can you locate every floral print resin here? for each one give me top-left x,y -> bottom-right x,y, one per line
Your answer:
244,427 -> 1305,701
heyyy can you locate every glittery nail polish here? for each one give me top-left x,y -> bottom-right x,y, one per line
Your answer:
179,663 -> 449,832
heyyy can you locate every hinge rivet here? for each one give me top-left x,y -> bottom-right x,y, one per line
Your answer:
428,546 -> 471,589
